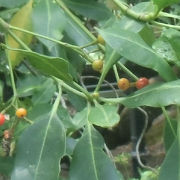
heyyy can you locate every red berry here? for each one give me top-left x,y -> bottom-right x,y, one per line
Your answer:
117,78 -> 130,91
136,77 -> 149,89
0,114 -> 5,126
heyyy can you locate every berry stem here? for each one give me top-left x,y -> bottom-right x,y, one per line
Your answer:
72,81 -> 92,100
53,77 -> 88,100
80,40 -> 97,49
8,24 -> 94,63
112,0 -> 159,21
9,25 -> 80,50
23,117 -> 33,124
94,50 -> 118,92
5,44 -> 17,101
50,83 -> 62,118
113,64 -> 120,82
159,12 -> 180,20
117,61 -> 138,81
7,30 -> 38,75
7,30 -> 31,51
151,21 -> 180,30
55,0 -> 105,52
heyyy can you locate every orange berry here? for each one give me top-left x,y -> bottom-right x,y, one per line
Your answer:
117,78 -> 130,91
16,108 -> 27,118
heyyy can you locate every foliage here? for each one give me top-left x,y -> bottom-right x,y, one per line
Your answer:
0,0 -> 180,179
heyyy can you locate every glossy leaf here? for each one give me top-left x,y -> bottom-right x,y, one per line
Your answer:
57,105 -> 75,130
163,29 -> 180,62
66,91 -> 87,111
17,74 -> 45,97
120,80 -> 180,108
6,0 -> 33,68
0,0 -> 28,8
7,48 -> 73,82
27,104 -> 52,122
57,0 -> 97,50
153,36 -> 180,67
31,78 -> 56,105
32,0 -> 66,50
64,0 -> 112,21
11,114 -> 66,180
71,107 -> 88,129
152,0 -> 179,10
158,139 -> 179,180
98,28 -> 176,81
89,104 -> 120,127
66,137 -> 77,156
69,124 -> 123,180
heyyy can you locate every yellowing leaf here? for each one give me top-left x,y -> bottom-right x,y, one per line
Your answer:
6,0 -> 33,68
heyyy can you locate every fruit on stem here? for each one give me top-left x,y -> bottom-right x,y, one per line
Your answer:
92,59 -> 103,72
117,78 -> 130,91
0,114 -> 5,126
16,108 -> 27,118
136,77 -> 149,89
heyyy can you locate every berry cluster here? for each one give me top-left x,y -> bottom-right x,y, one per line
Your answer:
117,77 -> 149,91
0,108 -> 27,126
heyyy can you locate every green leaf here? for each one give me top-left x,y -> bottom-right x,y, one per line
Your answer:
152,36 -> 180,67
64,0 -> 112,21
32,0 -> 66,50
28,103 -> 52,121
158,139 -> 179,180
57,105 -> 75,130
57,1 -> 97,50
0,0 -> 28,8
6,0 -> 33,68
71,107 -> 88,129
0,8 -> 19,21
98,28 -> 176,81
89,104 -> 120,127
7,48 -> 73,82
152,0 -> 179,10
17,74 -> 45,97
163,29 -> 180,62
31,78 -> 56,105
163,118 -> 177,152
67,91 -> 86,111
0,157 -> 14,175
69,124 -> 123,180
66,137 -> 77,156
11,114 -> 66,180
120,80 -> 180,108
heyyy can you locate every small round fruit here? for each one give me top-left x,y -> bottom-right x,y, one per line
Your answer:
97,35 -> 105,45
136,77 -> 149,89
92,92 -> 99,99
16,108 -> 27,118
3,130 -> 11,139
92,59 -> 103,72
0,114 -> 5,126
117,78 -> 130,91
